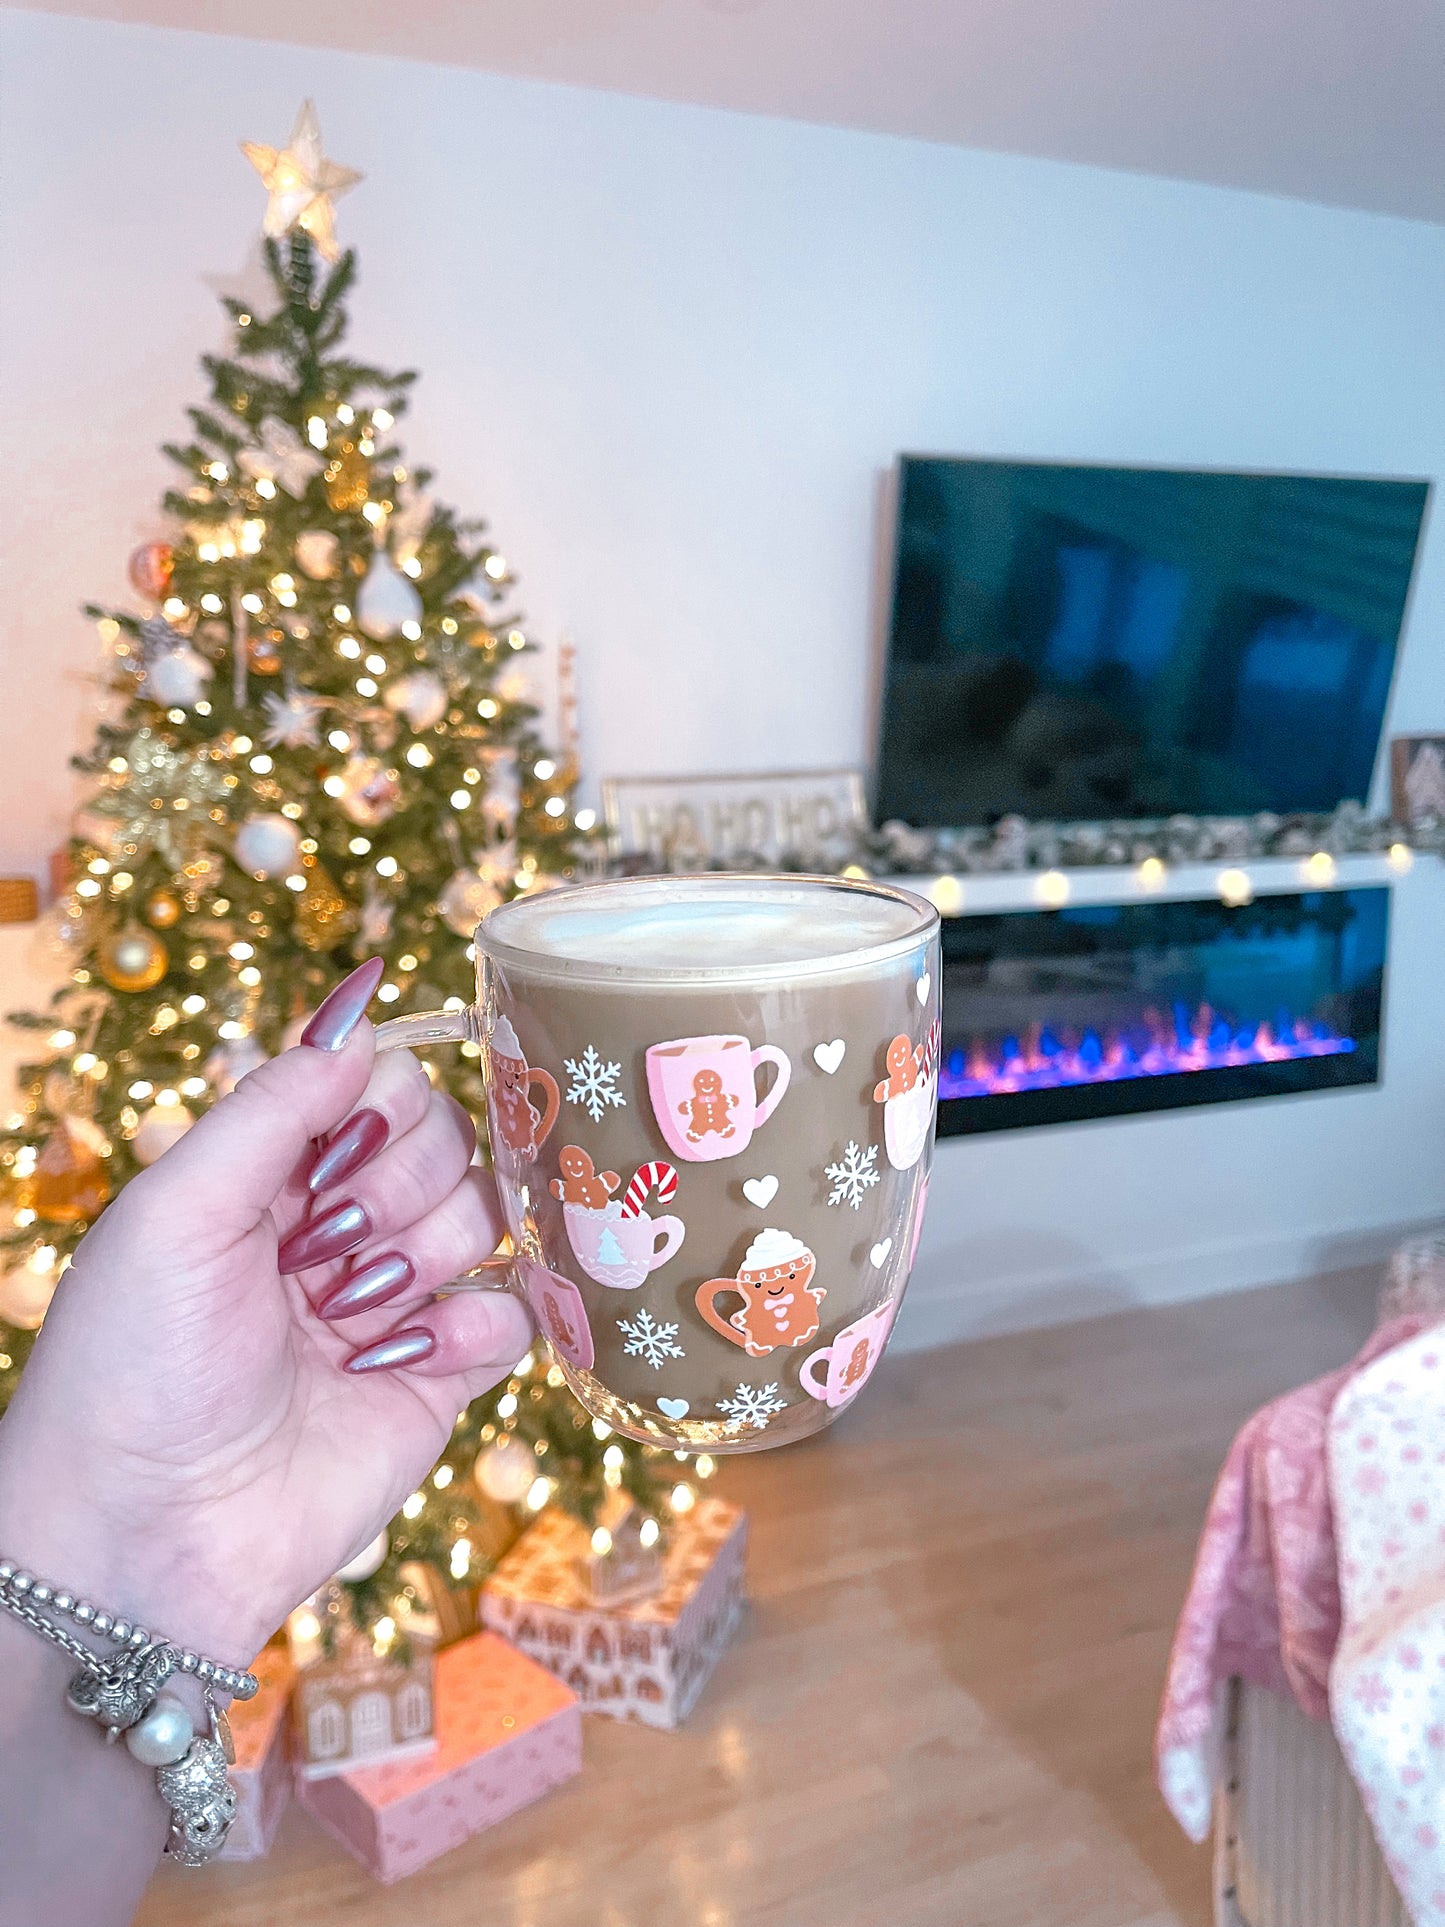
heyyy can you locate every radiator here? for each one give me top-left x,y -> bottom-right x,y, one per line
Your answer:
1215,1679 -> 1411,1927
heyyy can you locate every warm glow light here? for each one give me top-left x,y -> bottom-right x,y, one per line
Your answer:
405,744 -> 432,769
306,417 -> 327,449
322,776 -> 346,797
377,983 -> 400,1003
365,653 -> 387,674
639,1517 -> 660,1549
433,1464 -> 454,1489
533,759 -> 556,781
1137,856 -> 1167,891
1302,851 -> 1336,885
356,677 -> 378,697
526,1476 -> 551,1511
348,836 -> 371,855
450,1539 -> 471,1579
182,994 -> 206,1014
484,555 -> 507,579
75,879 -> 101,898
544,797 -> 566,818
128,1081 -> 153,1100
375,856 -> 398,878
602,1444 -> 625,1470
200,594 -> 224,614
1217,867 -> 1253,907
575,807 -> 597,831
590,1527 -> 613,1557
400,620 -> 422,642
337,636 -> 361,660
1389,842 -> 1415,874
1034,870 -> 1071,909
477,698 -> 499,719
450,790 -> 471,809
497,1392 -> 518,1419
695,1455 -> 716,1479
402,1491 -> 425,1520
670,1483 -> 696,1515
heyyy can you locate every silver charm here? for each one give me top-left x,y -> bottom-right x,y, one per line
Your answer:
158,1735 -> 237,1865
66,1641 -> 176,1735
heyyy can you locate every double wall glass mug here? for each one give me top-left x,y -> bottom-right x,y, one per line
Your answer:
376,873 -> 939,1453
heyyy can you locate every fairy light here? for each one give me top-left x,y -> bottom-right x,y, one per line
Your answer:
405,745 -> 432,769
1137,856 -> 1167,891
218,1021 -> 246,1040
639,1518 -> 660,1549
401,621 -> 422,641
232,736 -> 253,753
356,677 -> 378,697
1389,842 -> 1414,874
75,879 -> 101,899
497,1392 -> 518,1419
285,874 -> 307,893
441,616 -> 458,635
362,502 -> 384,526
484,555 -> 507,580
113,871 -> 133,892
72,1052 -> 97,1074
450,1539 -> 472,1580
238,966 -> 261,987
348,836 -> 371,855
508,630 -> 525,650
928,874 -> 964,916
450,789 -> 471,809
433,1464 -> 454,1489
248,754 -> 273,774
372,1616 -> 396,1655
401,558 -> 422,578
292,1608 -> 320,1642
337,636 -> 361,660
322,776 -> 346,798
205,461 -> 228,482
1217,867 -> 1253,907
533,759 -> 555,780
198,544 -> 220,564
182,994 -> 206,1014
477,698 -> 498,719
155,1088 -> 180,1108
305,417 -> 327,449
1303,851 -> 1336,885
336,403 -> 355,425
229,941 -> 254,959
162,598 -> 188,620
180,1077 -> 207,1098
200,594 -> 224,615
375,856 -> 398,878
591,1418 -> 612,1440
525,1476 -> 551,1511
13,1209 -> 35,1229
372,408 -> 394,431
327,730 -> 352,753
240,518 -> 265,551
333,604 -> 352,623
240,593 -> 263,614
695,1455 -> 716,1479
401,1491 -> 426,1520
12,1148 -> 36,1178
1034,870 -> 1070,909
544,797 -> 566,818
127,1081 -> 153,1100
590,1527 -> 613,1557
670,1483 -> 696,1515
30,1246 -> 57,1275
365,654 -> 387,674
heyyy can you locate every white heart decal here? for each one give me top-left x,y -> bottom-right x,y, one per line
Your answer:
916,974 -> 931,1006
743,1175 -> 779,1209
813,1038 -> 846,1075
869,1237 -> 893,1269
657,1397 -> 690,1420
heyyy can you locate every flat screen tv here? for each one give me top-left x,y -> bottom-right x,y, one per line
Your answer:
876,458 -> 1430,827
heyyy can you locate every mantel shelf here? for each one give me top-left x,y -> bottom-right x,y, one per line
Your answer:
890,850 -> 1416,919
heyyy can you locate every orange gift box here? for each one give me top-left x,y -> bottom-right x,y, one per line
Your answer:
296,1632 -> 581,1883
480,1496 -> 747,1729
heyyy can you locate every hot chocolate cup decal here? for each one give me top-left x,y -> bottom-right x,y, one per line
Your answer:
800,1300 -> 896,1409
557,1155 -> 685,1289
873,1028 -> 936,1172
696,1226 -> 825,1358
487,1013 -> 560,1164
645,1033 -> 790,1163
517,1258 -> 596,1373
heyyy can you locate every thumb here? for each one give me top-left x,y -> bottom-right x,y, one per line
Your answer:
149,961 -> 384,1226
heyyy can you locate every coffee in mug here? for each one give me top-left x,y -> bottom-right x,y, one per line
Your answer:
375,873 -> 938,1453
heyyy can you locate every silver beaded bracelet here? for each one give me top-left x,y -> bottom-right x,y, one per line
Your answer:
0,1556 -> 259,1865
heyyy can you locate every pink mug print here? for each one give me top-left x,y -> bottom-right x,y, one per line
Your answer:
645,1033 -> 791,1163
561,1201 -> 686,1289
800,1301 -> 897,1410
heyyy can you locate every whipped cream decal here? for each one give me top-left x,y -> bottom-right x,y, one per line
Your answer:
695,1225 -> 825,1359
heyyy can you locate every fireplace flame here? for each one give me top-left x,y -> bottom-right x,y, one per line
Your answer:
939,1002 -> 1354,1099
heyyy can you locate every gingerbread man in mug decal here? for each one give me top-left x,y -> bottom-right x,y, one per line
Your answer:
550,1146 -> 621,1210
696,1227 -> 825,1358
488,1013 -> 560,1164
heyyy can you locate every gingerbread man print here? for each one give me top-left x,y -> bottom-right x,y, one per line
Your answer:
873,1033 -> 920,1103
679,1067 -> 737,1145
550,1146 -> 621,1211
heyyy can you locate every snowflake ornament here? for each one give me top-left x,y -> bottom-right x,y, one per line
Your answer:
261,689 -> 325,748
617,1307 -> 685,1371
564,1045 -> 627,1123
717,1382 -> 788,1431
824,1139 -> 881,1210
238,416 -> 324,499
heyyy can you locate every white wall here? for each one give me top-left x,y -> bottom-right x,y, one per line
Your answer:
2,7 -> 1444,1344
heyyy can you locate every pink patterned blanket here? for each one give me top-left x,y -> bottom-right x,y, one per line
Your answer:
1155,1316 -> 1426,1842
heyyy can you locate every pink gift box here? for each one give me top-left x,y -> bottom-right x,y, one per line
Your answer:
296,1631 -> 581,1883
220,1645 -> 294,1861
481,1496 -> 747,1729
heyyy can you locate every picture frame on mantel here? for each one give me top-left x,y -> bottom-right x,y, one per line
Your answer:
1391,735 -> 1445,828
601,767 -> 867,870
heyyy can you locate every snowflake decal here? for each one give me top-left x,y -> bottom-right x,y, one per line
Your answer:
617,1307 -> 685,1371
824,1139 -> 880,1210
716,1382 -> 788,1431
563,1045 -> 627,1123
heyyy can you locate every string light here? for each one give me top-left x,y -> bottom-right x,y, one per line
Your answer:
401,1491 -> 425,1520
72,1052 -> 97,1074
639,1518 -> 660,1549
182,994 -> 206,1014
602,1445 -> 625,1470
233,736 -> 253,753
305,417 -> 327,449
477,698 -> 498,719
400,621 -> 421,641
240,593 -> 263,614
284,874 -> 306,893
1217,867 -> 1253,907
450,1539 -> 472,1580
401,558 -> 422,578
333,604 -> 352,623
348,836 -> 371,855
248,753 -> 273,774
364,654 -> 387,674
375,856 -> 398,878
405,745 -> 432,769
450,790 -> 471,809
1388,843 -> 1414,874
484,556 -> 507,579
1034,870 -> 1070,909
670,1483 -> 695,1515
544,797 -> 566,818
228,941 -> 254,959
590,1528 -> 612,1557
525,1476 -> 551,1511
574,808 -> 597,831
355,677 -> 378,697
376,984 -> 400,1003
336,403 -> 355,425
200,594 -> 224,614
1303,851 -> 1336,885
372,408 -> 393,431
337,637 -> 361,660
75,879 -> 101,899
1137,856 -> 1167,891
433,1464 -> 454,1489
533,759 -> 555,780
592,1418 -> 612,1440
497,1392 -> 518,1419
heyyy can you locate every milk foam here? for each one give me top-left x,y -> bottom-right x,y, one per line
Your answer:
484,877 -> 926,973
742,1226 -> 811,1270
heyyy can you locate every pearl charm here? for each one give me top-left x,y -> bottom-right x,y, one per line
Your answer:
123,1692 -> 194,1768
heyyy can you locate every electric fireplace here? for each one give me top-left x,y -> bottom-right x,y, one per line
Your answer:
937,886 -> 1388,1136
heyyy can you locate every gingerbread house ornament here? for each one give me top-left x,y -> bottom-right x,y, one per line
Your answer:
579,1491 -> 664,1607
287,1594 -> 438,1781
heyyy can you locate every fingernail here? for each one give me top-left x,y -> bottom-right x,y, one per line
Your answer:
317,1252 -> 415,1322
277,1198 -> 372,1274
300,957 -> 386,1052
308,1109 -> 389,1195
343,1325 -> 437,1374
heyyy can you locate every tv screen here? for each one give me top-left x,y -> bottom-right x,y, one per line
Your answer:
876,458 -> 1430,826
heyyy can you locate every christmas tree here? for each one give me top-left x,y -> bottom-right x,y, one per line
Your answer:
0,104 -> 705,1635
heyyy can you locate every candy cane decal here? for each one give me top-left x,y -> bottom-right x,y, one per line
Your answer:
558,1156 -> 686,1289
621,1160 -> 678,1218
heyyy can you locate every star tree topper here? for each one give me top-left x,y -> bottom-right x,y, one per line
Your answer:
241,101 -> 362,263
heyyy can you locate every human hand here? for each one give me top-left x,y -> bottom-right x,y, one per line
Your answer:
0,959 -> 532,1669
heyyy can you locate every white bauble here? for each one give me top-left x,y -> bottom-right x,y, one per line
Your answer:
334,1529 -> 389,1583
437,868 -> 501,937
131,1103 -> 195,1166
294,529 -> 341,580
383,671 -> 447,732
357,548 -> 423,639
146,647 -> 213,709
335,756 -> 401,828
235,813 -> 302,879
0,1258 -> 59,1330
205,1036 -> 269,1096
475,1436 -> 536,1505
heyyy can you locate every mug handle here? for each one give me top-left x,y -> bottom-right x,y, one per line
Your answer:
749,1045 -> 791,1129
695,1278 -> 750,1350
647,1216 -> 686,1270
526,1068 -> 561,1150
799,1348 -> 832,1401
372,1007 -> 516,1296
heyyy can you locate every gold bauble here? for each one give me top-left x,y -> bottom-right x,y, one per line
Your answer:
247,631 -> 284,676
144,888 -> 182,929
324,442 -> 371,513
22,1118 -> 110,1225
98,924 -> 168,993
294,859 -> 361,952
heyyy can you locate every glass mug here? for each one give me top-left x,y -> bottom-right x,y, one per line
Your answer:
375,873 -> 939,1453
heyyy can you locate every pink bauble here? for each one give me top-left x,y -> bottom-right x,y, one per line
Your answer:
127,541 -> 174,602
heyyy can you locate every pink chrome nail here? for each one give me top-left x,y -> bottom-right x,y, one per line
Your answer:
343,1325 -> 436,1374
277,1198 -> 371,1274
308,1108 -> 389,1196
300,957 -> 386,1052
317,1252 -> 415,1322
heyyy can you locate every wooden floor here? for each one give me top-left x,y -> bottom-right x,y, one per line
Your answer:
135,1264 -> 1386,1927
